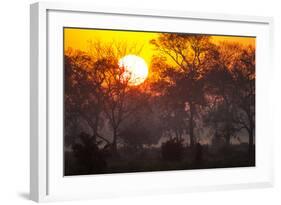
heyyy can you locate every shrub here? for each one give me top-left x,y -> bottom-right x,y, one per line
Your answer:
161,138 -> 184,161
72,132 -> 107,174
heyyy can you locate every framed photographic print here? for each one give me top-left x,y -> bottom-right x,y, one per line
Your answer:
30,2 -> 274,202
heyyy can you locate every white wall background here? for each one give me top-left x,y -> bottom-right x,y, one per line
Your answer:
0,0 -> 280,204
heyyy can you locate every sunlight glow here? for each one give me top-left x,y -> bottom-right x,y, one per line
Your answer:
118,55 -> 149,86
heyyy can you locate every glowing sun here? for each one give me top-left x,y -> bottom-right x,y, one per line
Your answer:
118,54 -> 149,86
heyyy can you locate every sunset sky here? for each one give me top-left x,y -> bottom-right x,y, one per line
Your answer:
64,28 -> 256,68
63,28 -> 256,175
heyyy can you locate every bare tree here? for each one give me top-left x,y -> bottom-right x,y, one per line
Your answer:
88,40 -> 149,154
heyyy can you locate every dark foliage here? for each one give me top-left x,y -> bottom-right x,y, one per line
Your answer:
161,138 -> 184,161
194,142 -> 203,163
71,132 -> 108,175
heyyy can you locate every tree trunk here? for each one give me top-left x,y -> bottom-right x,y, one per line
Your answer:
225,134 -> 231,146
89,121 -> 97,144
224,126 -> 231,147
92,115 -> 100,144
92,125 -> 98,145
247,110 -> 255,166
248,127 -> 254,165
112,128 -> 118,154
189,103 -> 195,148
83,114 -> 98,144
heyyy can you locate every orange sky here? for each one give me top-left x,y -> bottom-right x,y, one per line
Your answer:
64,28 -> 255,67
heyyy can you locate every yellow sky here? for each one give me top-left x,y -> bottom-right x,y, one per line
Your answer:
64,28 -> 255,67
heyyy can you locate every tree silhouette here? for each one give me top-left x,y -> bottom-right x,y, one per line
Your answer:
64,49 -> 109,146
232,46 -> 255,163
204,54 -> 238,146
150,34 -> 215,147
64,31 -> 256,175
205,42 -> 255,162
120,105 -> 162,151
87,41 -> 149,154
65,40 -> 149,155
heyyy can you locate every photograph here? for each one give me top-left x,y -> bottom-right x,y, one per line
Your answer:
63,27 -> 256,176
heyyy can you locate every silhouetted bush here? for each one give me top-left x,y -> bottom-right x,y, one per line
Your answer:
72,132 -> 107,175
161,138 -> 184,161
194,142 -> 203,163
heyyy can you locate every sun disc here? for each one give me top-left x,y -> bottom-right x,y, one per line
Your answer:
118,55 -> 149,85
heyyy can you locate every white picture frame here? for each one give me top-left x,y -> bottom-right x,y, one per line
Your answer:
30,2 -> 274,202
